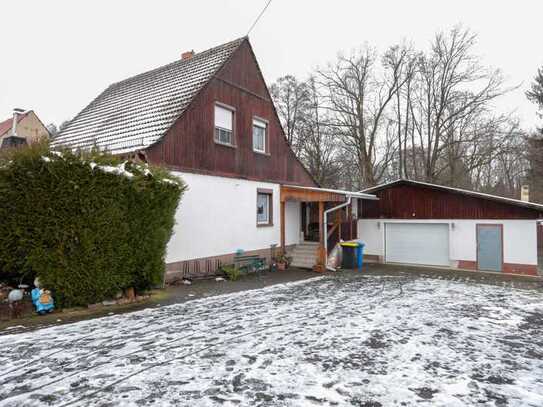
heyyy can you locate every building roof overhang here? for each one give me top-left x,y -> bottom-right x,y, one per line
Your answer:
281,184 -> 378,202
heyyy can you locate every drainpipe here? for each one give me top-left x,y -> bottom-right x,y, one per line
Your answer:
323,196 -> 352,271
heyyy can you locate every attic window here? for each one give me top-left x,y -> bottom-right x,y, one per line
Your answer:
253,118 -> 267,153
214,104 -> 234,146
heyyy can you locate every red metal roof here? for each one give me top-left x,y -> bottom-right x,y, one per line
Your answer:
0,111 -> 30,137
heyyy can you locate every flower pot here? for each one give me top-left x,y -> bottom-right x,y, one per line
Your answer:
277,262 -> 287,271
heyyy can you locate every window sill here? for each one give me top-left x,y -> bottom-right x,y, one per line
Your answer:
215,140 -> 237,149
254,150 -> 270,156
257,222 -> 274,227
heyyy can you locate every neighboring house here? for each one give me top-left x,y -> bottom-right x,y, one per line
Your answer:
359,179 -> 543,276
53,38 -> 376,278
0,109 -> 49,149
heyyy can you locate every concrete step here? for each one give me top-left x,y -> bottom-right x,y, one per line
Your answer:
291,259 -> 317,266
291,245 -> 318,252
290,251 -> 317,258
291,262 -> 315,269
290,250 -> 317,257
297,242 -> 319,247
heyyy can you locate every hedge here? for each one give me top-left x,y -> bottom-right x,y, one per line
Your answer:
0,143 -> 185,307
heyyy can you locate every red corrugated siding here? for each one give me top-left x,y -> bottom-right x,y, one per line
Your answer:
360,184 -> 543,219
145,41 -> 316,187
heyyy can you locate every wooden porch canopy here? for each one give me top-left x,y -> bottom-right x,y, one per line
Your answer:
280,184 -> 377,203
280,185 -> 378,272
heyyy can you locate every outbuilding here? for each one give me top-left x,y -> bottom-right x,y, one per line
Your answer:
358,179 -> 543,276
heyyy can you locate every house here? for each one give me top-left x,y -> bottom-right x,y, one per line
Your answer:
52,37 -> 377,278
52,38 -> 542,278
358,179 -> 543,276
0,109 -> 49,149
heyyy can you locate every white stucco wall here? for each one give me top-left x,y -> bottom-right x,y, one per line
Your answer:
166,172 -> 301,263
358,218 -> 538,266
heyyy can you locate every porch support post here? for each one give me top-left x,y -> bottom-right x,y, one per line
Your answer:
337,209 -> 342,240
315,200 -> 326,273
280,200 -> 286,254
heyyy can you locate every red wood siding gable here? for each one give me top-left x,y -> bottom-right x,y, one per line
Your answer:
145,40 -> 317,187
360,183 -> 543,219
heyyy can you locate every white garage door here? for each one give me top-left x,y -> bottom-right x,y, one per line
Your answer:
385,223 -> 450,266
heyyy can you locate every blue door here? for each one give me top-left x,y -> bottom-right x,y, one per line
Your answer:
477,225 -> 503,272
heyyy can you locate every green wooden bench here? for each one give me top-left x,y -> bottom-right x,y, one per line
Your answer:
233,253 -> 266,274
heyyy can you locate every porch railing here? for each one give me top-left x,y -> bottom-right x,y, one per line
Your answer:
327,218 -> 358,254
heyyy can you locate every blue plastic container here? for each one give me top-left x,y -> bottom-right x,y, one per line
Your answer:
356,242 -> 365,269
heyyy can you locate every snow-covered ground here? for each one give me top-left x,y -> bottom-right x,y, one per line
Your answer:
0,273 -> 542,406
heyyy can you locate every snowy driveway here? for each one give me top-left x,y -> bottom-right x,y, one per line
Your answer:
0,273 -> 542,406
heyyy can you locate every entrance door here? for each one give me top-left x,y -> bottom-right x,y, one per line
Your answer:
477,224 -> 503,272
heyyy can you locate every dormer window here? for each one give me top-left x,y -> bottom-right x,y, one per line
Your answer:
214,104 -> 235,146
253,118 -> 267,153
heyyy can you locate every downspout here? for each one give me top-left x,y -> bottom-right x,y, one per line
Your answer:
323,196 -> 352,271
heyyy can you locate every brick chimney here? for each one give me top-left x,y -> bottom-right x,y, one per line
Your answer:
11,108 -> 26,137
521,185 -> 530,202
181,50 -> 194,60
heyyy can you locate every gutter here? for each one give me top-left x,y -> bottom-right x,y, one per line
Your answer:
323,197 -> 352,271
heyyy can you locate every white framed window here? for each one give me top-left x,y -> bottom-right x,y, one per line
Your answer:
214,104 -> 234,146
257,189 -> 273,226
253,118 -> 267,153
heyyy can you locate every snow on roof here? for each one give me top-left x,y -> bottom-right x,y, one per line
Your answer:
52,37 -> 247,154
362,179 -> 543,212
283,185 -> 378,200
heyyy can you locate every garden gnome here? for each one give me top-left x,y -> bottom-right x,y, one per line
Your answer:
31,277 -> 54,315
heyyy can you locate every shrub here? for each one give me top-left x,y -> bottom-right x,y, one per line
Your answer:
221,265 -> 241,281
0,143 -> 185,307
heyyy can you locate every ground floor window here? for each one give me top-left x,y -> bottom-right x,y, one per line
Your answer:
257,189 -> 273,226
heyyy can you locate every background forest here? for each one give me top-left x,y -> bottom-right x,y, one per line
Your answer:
270,26 -> 543,201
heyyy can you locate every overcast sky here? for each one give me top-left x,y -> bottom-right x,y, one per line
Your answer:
1,0 -> 542,130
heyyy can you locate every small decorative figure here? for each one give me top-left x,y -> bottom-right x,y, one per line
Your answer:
7,288 -> 23,303
8,288 -> 24,319
31,278 -> 54,315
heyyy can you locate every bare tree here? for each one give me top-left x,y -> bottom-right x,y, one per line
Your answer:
296,78 -> 342,187
270,75 -> 311,155
270,75 -> 342,187
408,26 -> 513,182
271,25 -> 527,198
317,44 -> 412,187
